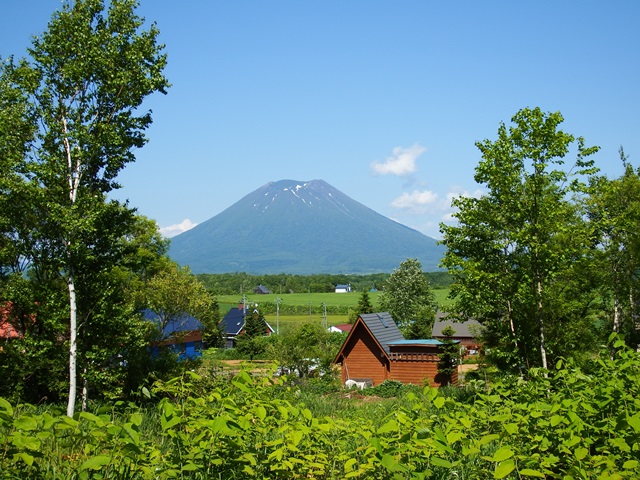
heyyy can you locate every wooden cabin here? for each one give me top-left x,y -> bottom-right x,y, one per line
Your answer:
333,312 -> 458,387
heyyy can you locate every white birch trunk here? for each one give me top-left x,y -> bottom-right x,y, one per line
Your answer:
537,277 -> 548,372
82,368 -> 89,412
64,117 -> 82,417
66,274 -> 77,417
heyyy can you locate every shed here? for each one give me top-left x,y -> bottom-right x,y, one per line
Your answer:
333,312 -> 457,387
328,323 -> 352,334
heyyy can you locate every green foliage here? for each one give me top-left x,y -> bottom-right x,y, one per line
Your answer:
235,308 -> 272,360
378,258 -> 437,334
143,264 -> 220,342
441,107 -> 602,371
586,152 -> 640,350
437,326 -> 460,386
197,271 -> 450,295
348,290 -> 375,324
367,379 -> 405,398
267,323 -> 342,377
1,342 -> 639,478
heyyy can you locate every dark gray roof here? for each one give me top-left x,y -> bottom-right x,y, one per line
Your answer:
219,307 -> 246,335
359,312 -> 404,354
432,317 -> 482,338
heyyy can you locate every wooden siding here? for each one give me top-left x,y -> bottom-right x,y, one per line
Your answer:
389,357 -> 458,387
390,358 -> 439,386
339,326 -> 388,386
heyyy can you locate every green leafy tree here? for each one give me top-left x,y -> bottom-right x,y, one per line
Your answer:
436,326 -> 459,386
378,258 -> 437,336
144,264 -> 218,339
0,0 -> 169,415
267,323 -> 341,377
586,153 -> 640,351
348,290 -> 375,324
406,305 -> 436,340
236,306 -> 271,359
440,107 -> 600,372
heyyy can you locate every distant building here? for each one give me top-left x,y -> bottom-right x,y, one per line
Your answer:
335,284 -> 352,293
432,314 -> 483,358
219,304 -> 274,348
328,323 -> 352,334
144,310 -> 204,360
254,285 -> 271,294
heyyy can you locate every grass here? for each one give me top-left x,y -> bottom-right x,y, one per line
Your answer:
217,289 -> 451,313
264,314 -> 350,333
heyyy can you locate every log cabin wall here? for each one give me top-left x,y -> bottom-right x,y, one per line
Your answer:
389,356 -> 440,386
340,325 -> 389,385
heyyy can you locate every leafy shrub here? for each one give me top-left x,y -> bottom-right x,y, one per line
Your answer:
367,379 -> 405,398
1,339 -> 640,479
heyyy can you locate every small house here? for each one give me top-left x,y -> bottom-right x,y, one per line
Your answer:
328,323 -> 352,334
254,285 -> 271,294
335,284 -> 352,293
333,312 -> 458,387
145,310 -> 204,360
219,304 -> 274,348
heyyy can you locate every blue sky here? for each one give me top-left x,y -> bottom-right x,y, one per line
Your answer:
3,1 -> 639,239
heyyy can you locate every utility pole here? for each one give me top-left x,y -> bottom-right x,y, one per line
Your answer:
275,297 -> 282,335
322,303 -> 327,329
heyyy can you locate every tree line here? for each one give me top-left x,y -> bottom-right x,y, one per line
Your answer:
195,270 -> 453,295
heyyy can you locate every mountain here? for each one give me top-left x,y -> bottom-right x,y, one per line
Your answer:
168,179 -> 445,274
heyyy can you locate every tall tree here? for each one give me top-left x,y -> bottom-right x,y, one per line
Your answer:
440,107 -> 599,371
1,0 -> 168,415
587,151 -> 640,351
348,291 -> 375,324
436,326 -> 459,387
378,258 -> 437,336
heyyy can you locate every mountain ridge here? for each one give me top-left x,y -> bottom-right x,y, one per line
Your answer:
168,179 -> 445,274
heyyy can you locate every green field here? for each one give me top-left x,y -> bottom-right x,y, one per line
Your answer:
217,289 -> 451,330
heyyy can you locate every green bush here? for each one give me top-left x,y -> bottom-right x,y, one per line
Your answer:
1,339 -> 639,479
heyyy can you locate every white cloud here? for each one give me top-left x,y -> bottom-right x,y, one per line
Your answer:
445,187 -> 484,203
160,219 -> 198,238
439,187 -> 485,225
390,190 -> 438,211
371,144 -> 426,176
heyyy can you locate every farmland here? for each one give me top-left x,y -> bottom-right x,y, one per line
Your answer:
217,290 -> 451,323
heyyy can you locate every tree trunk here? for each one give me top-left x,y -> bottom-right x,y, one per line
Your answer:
82,366 -> 89,412
537,276 -> 548,371
66,273 -> 77,417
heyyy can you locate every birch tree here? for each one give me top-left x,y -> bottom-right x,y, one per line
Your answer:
441,108 -> 599,371
587,152 -> 640,351
2,0 -> 168,416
